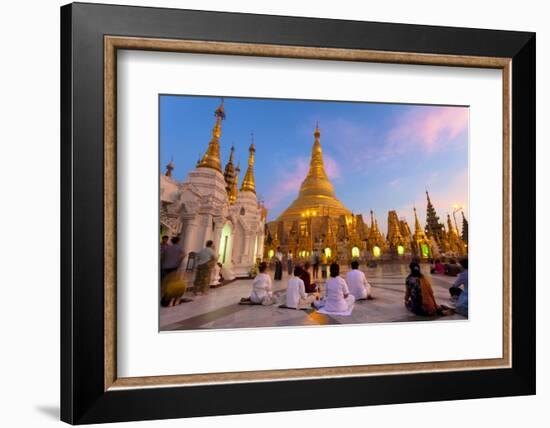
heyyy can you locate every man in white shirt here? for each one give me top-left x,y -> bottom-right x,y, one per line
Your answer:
345,260 -> 372,300
285,266 -> 308,309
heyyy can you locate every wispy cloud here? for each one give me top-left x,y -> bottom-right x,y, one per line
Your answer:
386,106 -> 468,155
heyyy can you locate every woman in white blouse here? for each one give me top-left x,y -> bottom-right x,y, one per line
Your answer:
285,266 -> 308,309
249,262 -> 275,305
345,260 -> 372,300
314,263 -> 355,313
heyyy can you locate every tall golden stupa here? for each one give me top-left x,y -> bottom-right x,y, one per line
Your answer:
276,125 -> 352,222
264,124 -> 468,263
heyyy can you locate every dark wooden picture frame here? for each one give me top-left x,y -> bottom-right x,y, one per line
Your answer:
61,2 -> 535,424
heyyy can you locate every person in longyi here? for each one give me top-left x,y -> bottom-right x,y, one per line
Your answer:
193,240 -> 217,295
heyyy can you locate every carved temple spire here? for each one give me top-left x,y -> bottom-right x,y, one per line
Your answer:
413,207 -> 423,233
229,162 -> 240,204
165,157 -> 174,177
240,135 -> 256,193
197,99 -> 225,173
223,145 -> 236,195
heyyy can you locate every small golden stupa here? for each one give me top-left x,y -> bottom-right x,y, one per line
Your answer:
276,124 -> 351,222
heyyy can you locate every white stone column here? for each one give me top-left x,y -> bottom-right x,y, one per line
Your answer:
212,218 -> 224,260
179,215 -> 198,267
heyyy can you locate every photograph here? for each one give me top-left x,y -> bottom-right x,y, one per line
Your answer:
159,95 -> 469,331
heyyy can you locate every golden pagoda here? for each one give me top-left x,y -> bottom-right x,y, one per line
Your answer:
412,207 -> 432,259
387,210 -> 409,256
276,124 -> 351,222
197,99 -> 225,173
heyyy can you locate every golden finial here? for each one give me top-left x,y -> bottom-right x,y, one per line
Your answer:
197,99 -> 225,172
165,157 -> 174,177
240,135 -> 256,193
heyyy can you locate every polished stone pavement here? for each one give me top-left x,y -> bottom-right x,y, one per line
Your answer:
160,263 -> 466,331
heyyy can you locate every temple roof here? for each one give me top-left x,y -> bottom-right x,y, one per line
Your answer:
276,125 -> 351,222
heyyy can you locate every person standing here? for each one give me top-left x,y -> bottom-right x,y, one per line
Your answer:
193,240 -> 217,295
345,260 -> 372,300
161,236 -> 185,279
287,250 -> 294,275
320,249 -> 328,279
312,249 -> 320,280
274,246 -> 283,281
300,261 -> 317,293
160,235 -> 170,259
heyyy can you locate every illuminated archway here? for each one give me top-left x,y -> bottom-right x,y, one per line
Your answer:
421,243 -> 430,258
373,246 -> 381,257
397,245 -> 405,255
268,249 -> 274,259
324,247 -> 332,259
351,246 -> 360,258
218,223 -> 233,264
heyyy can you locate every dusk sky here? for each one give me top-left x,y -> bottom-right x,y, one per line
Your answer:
160,95 -> 469,233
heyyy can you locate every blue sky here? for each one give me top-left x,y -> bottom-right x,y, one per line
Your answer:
160,95 -> 469,233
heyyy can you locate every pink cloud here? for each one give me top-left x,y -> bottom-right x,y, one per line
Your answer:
388,107 -> 469,154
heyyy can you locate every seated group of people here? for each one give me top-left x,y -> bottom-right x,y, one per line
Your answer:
406,258 -> 468,317
242,260 -> 373,315
430,258 -> 463,276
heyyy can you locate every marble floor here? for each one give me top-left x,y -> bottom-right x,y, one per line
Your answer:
160,263 -> 466,331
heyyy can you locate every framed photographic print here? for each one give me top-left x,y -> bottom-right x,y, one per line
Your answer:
61,2 -> 535,424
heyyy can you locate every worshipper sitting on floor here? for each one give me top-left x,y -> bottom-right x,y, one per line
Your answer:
300,261 -> 317,294
451,258 -> 468,316
284,266 -> 308,309
430,258 -> 445,275
313,263 -> 355,314
193,240 -> 217,296
240,262 -> 276,306
160,265 -> 189,307
405,262 -> 452,316
209,262 -> 222,288
444,259 -> 462,276
345,260 -> 372,300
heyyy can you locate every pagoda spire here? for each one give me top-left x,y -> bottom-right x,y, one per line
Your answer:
229,162 -> 240,204
223,145 -> 236,196
413,207 -> 423,233
240,134 -> 256,194
461,211 -> 469,244
165,157 -> 174,177
197,99 -> 225,172
447,213 -> 457,236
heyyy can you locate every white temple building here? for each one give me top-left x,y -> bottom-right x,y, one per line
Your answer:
160,100 -> 266,278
